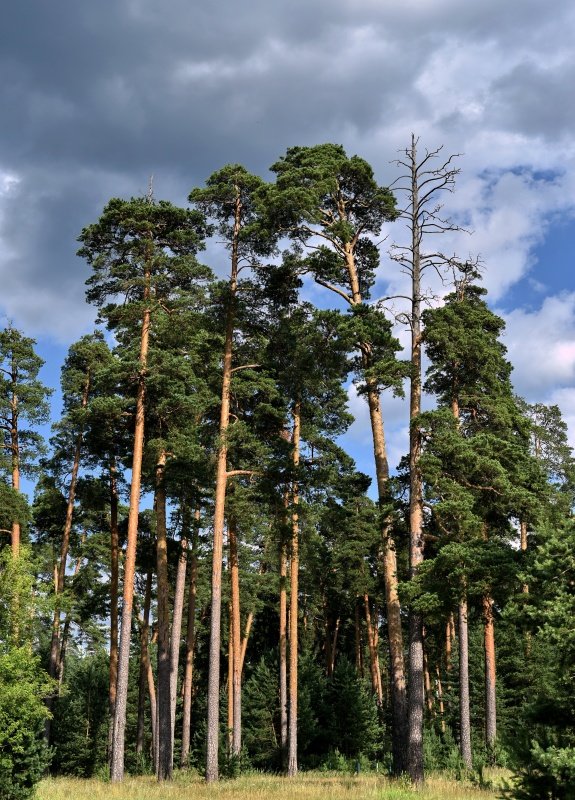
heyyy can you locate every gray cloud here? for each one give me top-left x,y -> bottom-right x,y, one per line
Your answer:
1,0 -> 575,340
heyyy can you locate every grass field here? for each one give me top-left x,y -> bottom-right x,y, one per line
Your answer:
37,770 -> 509,800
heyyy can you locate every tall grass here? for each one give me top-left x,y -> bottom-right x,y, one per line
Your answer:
37,770 -> 507,800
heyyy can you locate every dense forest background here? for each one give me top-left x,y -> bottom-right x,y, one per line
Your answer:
1,142 -> 574,800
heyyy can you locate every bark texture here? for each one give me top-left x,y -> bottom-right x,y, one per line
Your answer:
287,402 -> 300,778
483,594 -> 497,752
180,511 -> 199,767
458,598 -> 472,769
155,450 -> 172,781
279,537 -> 288,769
110,287 -> 151,782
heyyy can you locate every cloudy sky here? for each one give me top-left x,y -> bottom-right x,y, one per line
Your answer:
2,0 -> 575,483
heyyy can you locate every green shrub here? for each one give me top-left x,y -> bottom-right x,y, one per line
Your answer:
0,646 -> 51,800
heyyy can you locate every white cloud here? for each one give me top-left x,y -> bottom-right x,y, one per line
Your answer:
501,293 -> 575,398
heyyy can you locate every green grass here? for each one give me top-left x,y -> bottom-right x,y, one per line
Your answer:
37,769 -> 508,800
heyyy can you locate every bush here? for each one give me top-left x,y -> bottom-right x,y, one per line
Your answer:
0,646 -> 51,800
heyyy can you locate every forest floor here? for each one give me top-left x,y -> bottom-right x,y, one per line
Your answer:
37,769 -> 510,800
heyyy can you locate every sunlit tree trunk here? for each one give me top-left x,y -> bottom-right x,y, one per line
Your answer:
459,597 -> 472,769
155,450 -> 172,781
279,535 -> 288,769
354,599 -> 364,678
110,271 -> 151,782
365,381 -> 408,773
364,594 -> 383,705
170,532 -> 188,768
206,189 -> 241,783
287,401 -> 300,778
229,519 -> 242,759
136,569 -> 153,760
483,594 -> 497,754
180,513 -> 199,767
109,459 -> 120,744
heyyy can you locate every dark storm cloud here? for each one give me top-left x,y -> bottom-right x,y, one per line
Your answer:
1,0 -> 575,339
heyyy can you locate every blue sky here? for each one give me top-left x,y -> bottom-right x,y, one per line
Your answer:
1,0 -> 574,497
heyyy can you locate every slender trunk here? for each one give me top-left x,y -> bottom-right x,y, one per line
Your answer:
483,594 -> 497,754
365,379 -> 408,774
144,636 -> 157,770
239,611 -> 253,674
372,607 -> 383,703
180,513 -> 199,767
170,533 -> 188,765
49,373 -> 91,684
206,189 -> 241,783
10,386 -> 20,560
155,450 -> 172,781
520,518 -> 529,594
445,613 -> 455,673
228,519 -> 242,759
109,459 -> 120,728
364,594 -> 382,704
407,134 -> 425,787
57,545 -> 84,688
459,597 -> 472,769
354,599 -> 363,678
423,637 -> 434,716
136,569 -> 153,759
279,536 -> 288,769
436,665 -> 446,734
57,617 -> 71,686
330,617 -> 340,677
287,401 -> 300,778
110,276 -> 151,782
340,207 -> 407,775
227,598 -> 234,755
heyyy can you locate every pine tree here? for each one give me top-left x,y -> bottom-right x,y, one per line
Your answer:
0,327 -> 50,561
262,144 -> 409,774
189,164 -> 276,781
78,193 -> 210,781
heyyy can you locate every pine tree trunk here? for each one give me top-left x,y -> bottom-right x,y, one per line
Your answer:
145,636 -> 158,771
339,223 -> 407,775
354,599 -> 363,678
446,613 -> 455,673
180,514 -> 198,767
110,277 -> 151,782
136,569 -> 153,760
239,611 -> 253,673
520,518 -> 529,594
407,133 -> 425,786
458,597 -> 472,769
364,594 -> 383,704
109,459 -> 120,732
436,665 -> 446,734
46,373 -> 91,743
56,545 -> 84,688
423,638 -> 434,716
365,380 -> 408,774
279,537 -> 288,770
227,598 -> 234,756
287,401 -> 300,778
229,519 -> 242,759
483,594 -> 497,755
10,385 -> 20,560
372,608 -> 383,703
155,450 -> 173,781
206,190 -> 241,783
170,533 -> 188,767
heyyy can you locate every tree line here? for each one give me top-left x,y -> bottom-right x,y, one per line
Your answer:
0,140 -> 573,800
